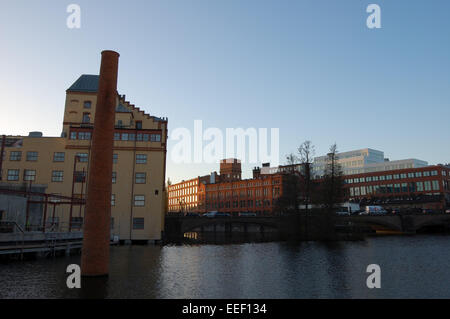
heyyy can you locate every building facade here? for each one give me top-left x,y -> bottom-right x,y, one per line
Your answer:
313,148 -> 428,177
0,74 -> 168,242
344,165 -> 450,210
167,159 -> 285,215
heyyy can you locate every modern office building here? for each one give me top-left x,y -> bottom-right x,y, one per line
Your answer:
0,74 -> 168,243
313,148 -> 428,177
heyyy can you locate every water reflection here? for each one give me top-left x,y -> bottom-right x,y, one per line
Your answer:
1,235 -> 450,298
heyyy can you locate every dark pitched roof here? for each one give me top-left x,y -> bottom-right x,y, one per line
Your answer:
67,74 -> 99,93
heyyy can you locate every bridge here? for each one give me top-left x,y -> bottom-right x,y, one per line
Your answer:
340,213 -> 450,233
164,216 -> 283,242
164,213 -> 450,242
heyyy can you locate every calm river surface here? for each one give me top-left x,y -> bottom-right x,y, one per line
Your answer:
1,235 -> 450,299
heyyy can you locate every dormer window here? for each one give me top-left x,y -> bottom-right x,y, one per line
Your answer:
84,101 -> 91,109
136,121 -> 142,129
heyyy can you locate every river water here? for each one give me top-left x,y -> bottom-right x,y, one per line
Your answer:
1,235 -> 450,299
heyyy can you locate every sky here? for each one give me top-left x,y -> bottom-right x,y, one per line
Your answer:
0,0 -> 449,183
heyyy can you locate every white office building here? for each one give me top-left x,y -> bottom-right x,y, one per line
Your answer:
313,148 -> 428,177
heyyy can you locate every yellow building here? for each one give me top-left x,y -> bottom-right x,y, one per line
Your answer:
0,74 -> 168,243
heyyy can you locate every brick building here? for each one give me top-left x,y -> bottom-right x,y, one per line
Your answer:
344,165 -> 450,210
168,159 -> 286,215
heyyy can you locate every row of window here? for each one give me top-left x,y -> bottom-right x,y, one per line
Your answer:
69,131 -> 162,142
6,169 -> 149,184
5,151 -> 148,165
54,215 -> 145,231
8,151 -> 39,162
111,194 -> 146,208
345,170 -> 441,184
204,199 -> 273,209
349,181 -> 441,196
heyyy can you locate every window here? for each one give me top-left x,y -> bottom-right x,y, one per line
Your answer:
82,113 -> 91,123
386,184 -> 393,193
394,174 -> 399,179
53,152 -> 65,162
394,184 -> 400,193
386,175 -> 392,180
111,194 -> 116,206
133,217 -> 145,230
7,169 -> 19,181
136,121 -> 142,129
52,171 -> 64,182
84,101 -> 92,109
136,154 -> 147,164
78,132 -> 91,140
70,132 -> 77,140
408,172 -> 415,178
121,133 -> 129,141
114,133 -> 120,141
431,171 -> 438,176
24,170 -> 36,181
26,151 -> 38,161
74,171 -> 86,183
113,154 -> 118,164
150,134 -> 161,142
135,172 -> 146,184
432,180 -> 440,191
112,172 -> 117,184
9,151 -> 22,161
415,172 -> 422,178
401,183 -> 408,192
134,195 -> 145,206
76,153 -> 88,162
424,181 -> 431,191
423,171 -> 430,177
416,182 -> 424,192
71,217 -> 83,230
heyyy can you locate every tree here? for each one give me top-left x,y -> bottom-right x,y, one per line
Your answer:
275,153 -> 301,214
315,143 -> 345,211
297,140 -> 315,214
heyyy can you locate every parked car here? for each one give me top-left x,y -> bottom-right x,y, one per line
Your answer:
445,209 -> 450,214
422,209 -> 436,214
239,212 -> 257,217
185,212 -> 200,217
203,211 -> 230,218
365,206 -> 388,215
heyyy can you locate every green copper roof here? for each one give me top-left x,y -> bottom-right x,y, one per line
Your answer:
67,74 -> 99,93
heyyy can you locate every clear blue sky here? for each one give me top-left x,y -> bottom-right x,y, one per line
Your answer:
1,0 -> 449,183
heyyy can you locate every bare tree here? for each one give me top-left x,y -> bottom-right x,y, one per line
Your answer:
275,153 -> 301,214
320,143 -> 345,211
297,140 -> 315,214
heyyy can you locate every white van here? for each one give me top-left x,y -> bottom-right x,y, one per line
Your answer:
336,202 -> 360,216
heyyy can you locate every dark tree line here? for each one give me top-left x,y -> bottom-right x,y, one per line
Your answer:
276,141 -> 346,239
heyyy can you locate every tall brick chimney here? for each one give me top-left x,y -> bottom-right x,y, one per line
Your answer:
81,50 -> 119,277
